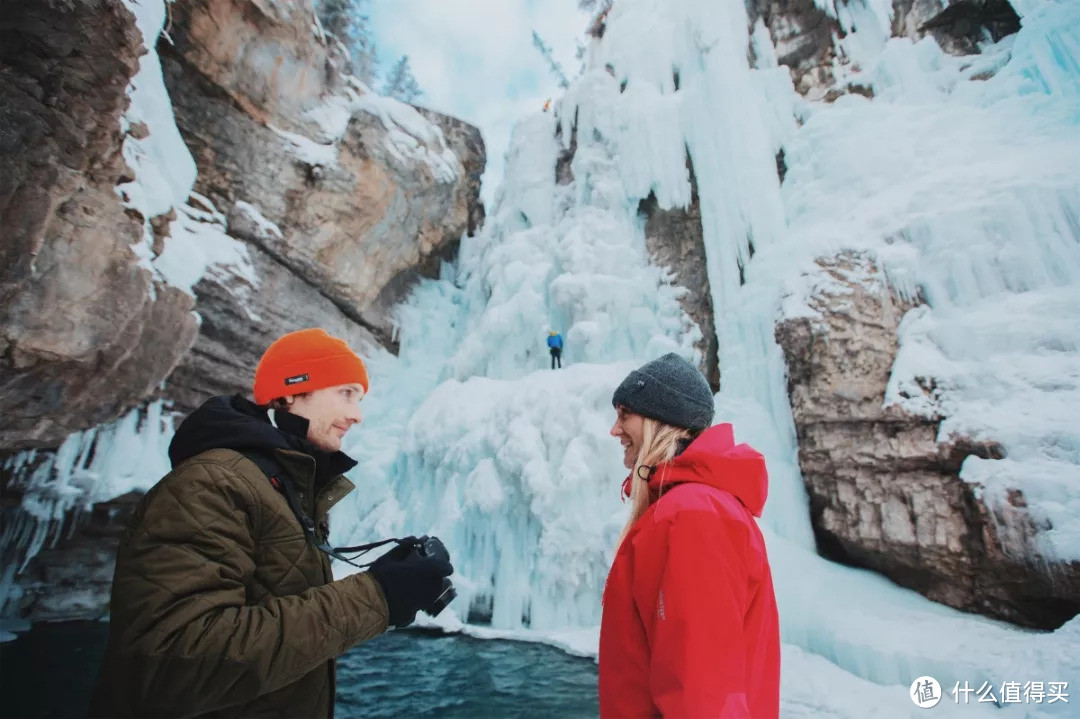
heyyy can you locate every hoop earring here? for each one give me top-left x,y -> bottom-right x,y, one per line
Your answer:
636,464 -> 654,481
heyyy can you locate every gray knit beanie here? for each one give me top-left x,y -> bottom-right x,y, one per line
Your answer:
611,353 -> 714,431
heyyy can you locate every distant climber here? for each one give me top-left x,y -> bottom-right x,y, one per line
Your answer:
547,330 -> 564,369
543,98 -> 552,112
588,4 -> 612,39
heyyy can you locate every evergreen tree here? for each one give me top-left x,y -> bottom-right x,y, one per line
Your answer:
532,31 -> 569,89
381,55 -> 423,103
317,0 -> 378,85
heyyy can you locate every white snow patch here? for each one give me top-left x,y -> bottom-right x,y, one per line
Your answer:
116,0 -> 198,282
154,197 -> 258,303
353,94 -> 461,183
234,200 -> 284,242
269,123 -> 339,167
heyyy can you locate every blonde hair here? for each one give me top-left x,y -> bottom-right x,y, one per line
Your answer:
616,417 -> 695,549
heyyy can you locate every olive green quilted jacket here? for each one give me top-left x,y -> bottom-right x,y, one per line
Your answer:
89,442 -> 389,718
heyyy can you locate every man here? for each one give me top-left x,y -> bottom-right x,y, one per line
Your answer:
89,328 -> 452,718
547,330 -> 564,369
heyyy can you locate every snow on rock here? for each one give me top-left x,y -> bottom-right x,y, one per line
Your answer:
154,195 -> 258,301
114,0 -> 263,309
773,1 -> 1080,563
292,79 -> 462,183
268,123 -> 339,168
117,0 -> 198,256
233,200 -> 285,242
353,93 -> 461,183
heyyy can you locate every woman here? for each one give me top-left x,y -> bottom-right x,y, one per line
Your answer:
599,353 -> 780,718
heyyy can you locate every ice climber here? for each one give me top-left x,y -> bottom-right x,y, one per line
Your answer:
89,328 -> 454,718
599,353 -> 781,718
547,330 -> 564,369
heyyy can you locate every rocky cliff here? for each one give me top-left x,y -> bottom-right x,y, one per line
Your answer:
0,0 -> 199,451
638,157 -> 719,392
0,0 -> 485,442
748,0 -> 1020,100
774,254 -> 1078,629
152,0 -> 486,413
1,0 -> 484,619
754,0 -> 1077,631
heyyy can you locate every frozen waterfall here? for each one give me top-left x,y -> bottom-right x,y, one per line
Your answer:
2,0 -> 1077,714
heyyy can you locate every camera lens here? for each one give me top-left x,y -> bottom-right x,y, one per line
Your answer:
428,579 -> 457,617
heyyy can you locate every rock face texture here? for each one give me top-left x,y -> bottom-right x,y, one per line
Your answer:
892,0 -> 950,39
163,242 -> 384,414
419,108 -> 488,239
160,0 -> 485,373
775,254 -> 1079,629
917,0 -> 1021,56
638,158 -> 719,391
0,0 -> 199,450
748,0 -> 1021,100
0,0 -> 486,442
356,110 -> 487,347
163,0 -> 344,130
747,0 -> 844,99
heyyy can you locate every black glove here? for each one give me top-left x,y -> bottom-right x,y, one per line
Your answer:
368,551 -> 454,628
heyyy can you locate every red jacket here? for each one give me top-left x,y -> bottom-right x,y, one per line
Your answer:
599,424 -> 780,718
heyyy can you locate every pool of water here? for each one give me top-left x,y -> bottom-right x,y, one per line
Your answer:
338,630 -> 598,718
0,622 -> 598,718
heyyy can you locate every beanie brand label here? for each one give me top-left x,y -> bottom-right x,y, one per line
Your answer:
285,374 -> 309,385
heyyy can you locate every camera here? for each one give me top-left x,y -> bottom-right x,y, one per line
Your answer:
402,535 -> 457,617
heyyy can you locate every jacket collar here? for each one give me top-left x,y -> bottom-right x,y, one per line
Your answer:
646,423 -> 769,517
170,395 -> 357,480
169,395 -> 359,519
271,448 -> 356,521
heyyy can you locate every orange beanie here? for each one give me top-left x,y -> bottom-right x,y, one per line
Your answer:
253,328 -> 369,405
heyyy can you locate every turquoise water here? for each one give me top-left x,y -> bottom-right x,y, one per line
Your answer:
0,622 -> 598,718
338,630 -> 598,718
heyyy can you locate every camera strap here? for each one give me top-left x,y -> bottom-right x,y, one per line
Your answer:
272,472 -> 384,569
239,449 -> 403,570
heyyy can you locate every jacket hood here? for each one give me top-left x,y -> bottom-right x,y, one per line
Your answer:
168,394 -> 357,480
649,423 -> 768,516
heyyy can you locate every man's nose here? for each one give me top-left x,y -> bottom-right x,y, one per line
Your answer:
609,421 -> 620,437
346,406 -> 363,424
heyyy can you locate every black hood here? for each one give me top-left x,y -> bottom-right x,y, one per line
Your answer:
168,395 -> 357,481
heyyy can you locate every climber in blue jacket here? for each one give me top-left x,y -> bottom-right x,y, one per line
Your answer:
547,331 -> 564,369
